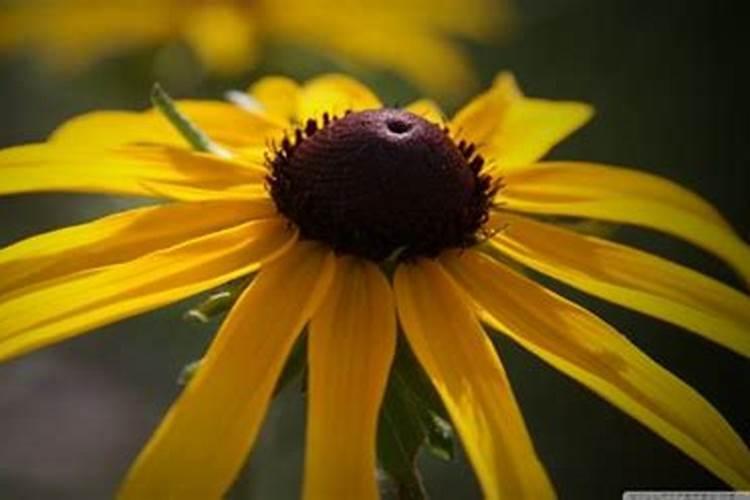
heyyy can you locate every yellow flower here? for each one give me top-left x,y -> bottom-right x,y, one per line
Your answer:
0,0 -> 509,96
1,73 -> 749,499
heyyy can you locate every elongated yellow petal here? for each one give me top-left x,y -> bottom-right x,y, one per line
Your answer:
490,213 -> 750,357
502,162 -> 730,225
405,99 -> 445,125
130,182 -> 269,203
451,73 -> 593,171
451,72 -> 520,142
486,98 -> 594,169
51,101 -> 283,149
501,162 -> 750,283
305,257 -> 396,500
0,218 -> 296,362
119,242 -> 335,499
394,260 -> 554,500
298,74 -> 381,120
0,198 -> 276,298
249,76 -> 301,124
0,144 -> 263,200
443,250 -> 750,489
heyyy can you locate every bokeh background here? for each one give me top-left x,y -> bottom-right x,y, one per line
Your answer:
1,0 -> 747,498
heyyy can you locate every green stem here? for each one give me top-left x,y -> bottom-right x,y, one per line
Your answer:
395,470 -> 428,500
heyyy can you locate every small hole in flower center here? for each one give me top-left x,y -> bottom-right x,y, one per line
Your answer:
267,109 -> 498,261
386,118 -> 412,134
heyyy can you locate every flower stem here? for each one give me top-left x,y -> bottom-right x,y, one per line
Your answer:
395,470 -> 428,500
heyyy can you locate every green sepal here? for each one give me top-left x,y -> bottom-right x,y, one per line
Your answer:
377,337 -> 456,499
177,359 -> 201,386
150,83 -> 230,157
183,279 -> 249,324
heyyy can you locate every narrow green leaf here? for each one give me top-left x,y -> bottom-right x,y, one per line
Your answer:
150,83 -> 231,158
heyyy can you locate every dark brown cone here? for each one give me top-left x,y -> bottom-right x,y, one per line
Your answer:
268,108 -> 495,261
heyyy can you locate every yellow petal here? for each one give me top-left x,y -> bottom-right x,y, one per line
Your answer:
119,241 -> 335,499
181,3 -> 258,75
490,214 -> 750,357
405,99 -> 445,125
297,74 -> 381,120
0,198 -> 276,298
486,98 -> 594,170
0,144 -> 263,200
0,3 -> 176,70
452,72 -> 522,142
51,101 -> 283,149
442,250 -> 750,489
0,218 -> 296,362
501,162 -> 750,283
131,182 -> 269,203
249,76 -> 301,124
312,30 -> 476,100
394,260 -> 554,500
260,0 -> 506,97
304,256 -> 396,500
452,73 -> 593,171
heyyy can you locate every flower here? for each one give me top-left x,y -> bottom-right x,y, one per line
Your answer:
1,73 -> 749,499
0,0 -> 509,96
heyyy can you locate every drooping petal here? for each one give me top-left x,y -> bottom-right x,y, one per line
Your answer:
248,76 -> 301,124
451,73 -> 593,171
489,213 -> 750,357
297,74 -> 381,120
442,250 -> 750,489
0,144 -> 264,200
0,218 -> 296,362
405,99 -> 445,125
304,256 -> 396,500
0,198 -> 276,298
394,260 -> 554,500
118,242 -> 335,499
500,162 -> 750,283
51,101 -> 283,149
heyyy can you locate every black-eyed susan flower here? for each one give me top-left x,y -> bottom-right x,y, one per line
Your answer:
1,73 -> 749,499
0,0 -> 508,96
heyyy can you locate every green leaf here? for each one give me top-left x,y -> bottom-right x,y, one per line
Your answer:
150,83 -> 231,158
377,337 -> 456,499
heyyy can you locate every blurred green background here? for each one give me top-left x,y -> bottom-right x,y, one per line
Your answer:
1,0 -> 747,498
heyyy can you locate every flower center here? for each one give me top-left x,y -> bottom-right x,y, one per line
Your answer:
268,109 -> 496,261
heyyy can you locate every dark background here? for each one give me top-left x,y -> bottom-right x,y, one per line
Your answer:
1,0 -> 748,498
